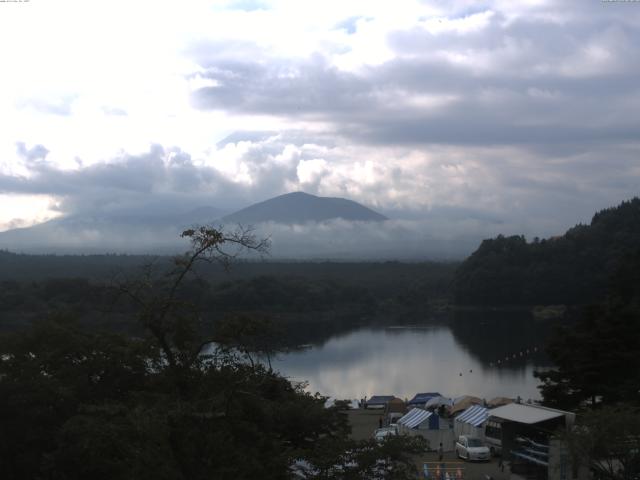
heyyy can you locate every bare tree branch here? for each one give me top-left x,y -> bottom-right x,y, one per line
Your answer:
113,224 -> 270,379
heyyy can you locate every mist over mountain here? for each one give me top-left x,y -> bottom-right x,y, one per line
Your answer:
223,192 -> 387,224
0,206 -> 228,254
0,191 -> 516,259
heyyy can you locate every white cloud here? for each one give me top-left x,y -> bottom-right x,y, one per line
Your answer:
0,0 -> 639,253
296,158 -> 328,185
0,194 -> 61,232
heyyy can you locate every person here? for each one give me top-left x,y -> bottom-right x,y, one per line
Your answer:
438,442 -> 443,461
379,416 -> 383,428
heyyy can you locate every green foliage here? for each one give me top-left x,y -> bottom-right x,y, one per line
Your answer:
0,317 -> 158,479
563,405 -> 640,480
0,226 -> 428,479
535,250 -> 640,409
0,316 -> 356,479
295,435 -> 427,479
213,313 -> 283,368
0,262 -> 455,336
454,198 -> 640,306
207,275 -> 375,312
535,306 -> 640,409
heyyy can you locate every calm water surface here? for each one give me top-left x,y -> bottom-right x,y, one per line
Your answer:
271,319 -> 553,402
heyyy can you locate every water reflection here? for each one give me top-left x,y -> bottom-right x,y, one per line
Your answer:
272,320 -> 552,401
449,310 -> 551,367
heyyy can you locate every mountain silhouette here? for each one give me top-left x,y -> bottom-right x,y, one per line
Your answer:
223,192 -> 388,224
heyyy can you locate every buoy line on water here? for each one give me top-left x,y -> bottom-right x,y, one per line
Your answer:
489,346 -> 540,367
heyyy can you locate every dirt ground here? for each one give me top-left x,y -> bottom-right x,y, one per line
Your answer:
346,409 -> 510,480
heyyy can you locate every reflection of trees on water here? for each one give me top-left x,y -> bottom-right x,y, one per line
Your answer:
448,310 -> 554,370
275,309 -> 441,351
277,309 -> 556,378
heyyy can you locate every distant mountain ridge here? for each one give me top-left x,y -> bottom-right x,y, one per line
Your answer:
223,192 -> 388,224
0,192 -> 387,254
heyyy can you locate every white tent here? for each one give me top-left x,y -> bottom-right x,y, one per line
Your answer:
398,408 -> 433,430
453,405 -> 488,439
323,398 -> 360,409
398,408 -> 456,452
488,403 -> 574,426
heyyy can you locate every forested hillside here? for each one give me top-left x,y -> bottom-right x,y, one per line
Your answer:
0,256 -> 455,344
453,198 -> 640,306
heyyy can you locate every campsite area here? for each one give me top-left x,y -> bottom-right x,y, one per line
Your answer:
347,409 -> 509,480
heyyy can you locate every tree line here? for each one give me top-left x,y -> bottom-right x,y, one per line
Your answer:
453,197 -> 640,306
0,226 -> 428,479
0,259 -> 455,347
452,198 -> 640,480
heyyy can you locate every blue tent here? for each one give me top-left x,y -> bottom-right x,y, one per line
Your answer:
408,392 -> 442,406
365,395 -> 396,407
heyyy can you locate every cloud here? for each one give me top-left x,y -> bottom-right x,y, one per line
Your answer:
17,95 -> 77,116
16,142 -> 49,164
1,0 -> 640,256
2,144 -> 239,216
189,6 -> 640,153
101,106 -> 128,116
2,130 -> 638,240
0,131 -> 637,256
333,16 -> 367,35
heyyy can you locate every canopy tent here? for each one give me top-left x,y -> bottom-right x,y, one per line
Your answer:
408,392 -> 442,406
486,403 -> 576,478
425,396 -> 453,409
487,397 -> 513,408
488,403 -> 573,425
450,395 -> 483,415
398,409 -> 452,451
455,405 -> 488,427
365,395 -> 396,409
454,404 -> 488,439
398,408 -> 437,430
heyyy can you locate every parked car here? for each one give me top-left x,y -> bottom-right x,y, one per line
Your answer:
374,426 -> 397,443
455,435 -> 490,461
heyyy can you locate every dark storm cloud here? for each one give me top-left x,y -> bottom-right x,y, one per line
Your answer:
2,135 -> 344,220
1,134 -> 635,256
2,144 -> 245,216
193,56 -> 371,116
190,8 -> 640,153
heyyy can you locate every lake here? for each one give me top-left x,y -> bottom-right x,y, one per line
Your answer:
271,314 -> 555,402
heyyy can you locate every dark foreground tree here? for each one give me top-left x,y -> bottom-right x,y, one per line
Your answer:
563,405 -> 640,480
534,303 -> 640,409
0,226 -> 426,479
535,249 -> 640,410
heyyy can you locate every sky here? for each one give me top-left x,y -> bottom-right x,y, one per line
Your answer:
0,0 -> 639,255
